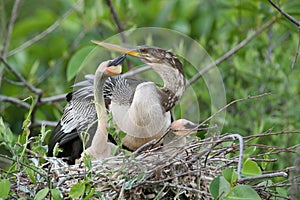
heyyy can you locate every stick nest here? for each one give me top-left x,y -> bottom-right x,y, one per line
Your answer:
9,132 -> 300,199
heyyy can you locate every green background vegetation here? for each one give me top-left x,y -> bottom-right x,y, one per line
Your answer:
0,0 -> 299,199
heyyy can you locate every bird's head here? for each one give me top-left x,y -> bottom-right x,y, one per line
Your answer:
102,54 -> 126,76
92,41 -> 183,75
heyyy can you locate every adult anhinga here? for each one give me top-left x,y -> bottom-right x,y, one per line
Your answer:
93,42 -> 186,151
48,55 -> 126,163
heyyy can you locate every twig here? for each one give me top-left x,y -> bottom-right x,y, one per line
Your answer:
7,0 -> 84,57
3,77 -> 25,86
268,0 -> 300,27
187,17 -> 276,86
132,139 -> 158,156
161,182 -> 203,194
117,183 -> 125,200
246,143 -> 296,153
40,94 -> 66,104
0,0 -> 22,56
0,57 -> 42,95
0,94 -> 30,109
105,0 -> 126,43
292,28 -> 300,69
222,134 -> 243,180
199,92 -> 272,129
0,154 -> 47,177
268,0 -> 300,69
33,120 -> 57,127
240,171 -> 288,183
291,147 -> 300,200
244,130 -> 300,140
121,66 -> 151,78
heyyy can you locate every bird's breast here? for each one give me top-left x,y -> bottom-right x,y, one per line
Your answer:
110,82 -> 171,139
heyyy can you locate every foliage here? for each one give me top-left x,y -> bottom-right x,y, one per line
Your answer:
0,0 -> 300,199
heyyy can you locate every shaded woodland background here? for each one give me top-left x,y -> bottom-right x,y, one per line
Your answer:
0,0 -> 300,199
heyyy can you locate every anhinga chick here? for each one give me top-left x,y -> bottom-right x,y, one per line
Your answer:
48,55 -> 126,164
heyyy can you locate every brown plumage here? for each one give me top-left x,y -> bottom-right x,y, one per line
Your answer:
93,42 -> 186,151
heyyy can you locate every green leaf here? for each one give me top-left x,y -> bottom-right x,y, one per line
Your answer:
26,168 -> 37,184
243,146 -> 256,157
52,143 -> 63,157
50,188 -> 63,200
0,179 -> 10,199
209,176 -> 231,199
227,184 -> 261,200
69,181 -> 86,198
242,159 -> 262,177
222,168 -> 238,184
83,187 -> 95,200
261,155 -> 268,170
67,45 -> 95,81
34,188 -> 49,200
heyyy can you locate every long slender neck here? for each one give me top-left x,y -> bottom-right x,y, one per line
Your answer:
94,69 -> 108,137
83,62 -> 114,159
150,63 -> 185,111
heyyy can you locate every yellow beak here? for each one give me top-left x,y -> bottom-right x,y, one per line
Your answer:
92,41 -> 140,57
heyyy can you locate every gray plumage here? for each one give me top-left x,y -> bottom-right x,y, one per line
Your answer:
47,74 -> 143,162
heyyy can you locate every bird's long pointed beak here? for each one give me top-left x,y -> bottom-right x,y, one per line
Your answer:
108,54 -> 126,66
92,41 -> 140,57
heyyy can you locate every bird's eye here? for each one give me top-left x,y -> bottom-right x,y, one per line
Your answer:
140,48 -> 147,54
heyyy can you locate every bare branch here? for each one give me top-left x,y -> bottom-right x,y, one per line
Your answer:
244,130 -> 300,140
40,94 -> 66,104
1,0 -> 22,56
240,171 -> 288,183
268,0 -> 300,27
187,17 -> 276,86
33,120 -> 57,127
0,94 -> 30,109
0,57 -> 42,95
292,29 -> 300,69
199,92 -> 272,128
268,0 -> 300,69
7,0 -> 84,57
3,77 -> 25,86
105,0 -> 126,43
121,66 -> 151,78
222,134 -> 243,180
291,147 -> 300,199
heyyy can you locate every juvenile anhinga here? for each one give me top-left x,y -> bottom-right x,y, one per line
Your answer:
48,55 -> 126,163
93,42 -> 186,151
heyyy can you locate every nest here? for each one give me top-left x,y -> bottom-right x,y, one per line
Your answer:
8,131 -> 300,199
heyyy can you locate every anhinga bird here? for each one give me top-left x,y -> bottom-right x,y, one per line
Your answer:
93,42 -> 186,151
49,42 -> 187,162
48,55 -> 126,163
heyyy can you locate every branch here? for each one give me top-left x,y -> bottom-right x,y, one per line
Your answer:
292,28 -> 300,69
268,0 -> 300,69
0,94 -> 30,109
221,134 -> 244,180
40,94 -> 66,104
244,130 -> 300,140
240,171 -> 288,183
121,65 -> 151,78
0,0 -> 22,56
199,92 -> 272,128
6,0 -> 84,57
268,0 -> 300,27
3,77 -> 25,86
0,57 -> 42,95
105,0 -> 126,43
33,120 -> 57,127
187,17 -> 276,86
